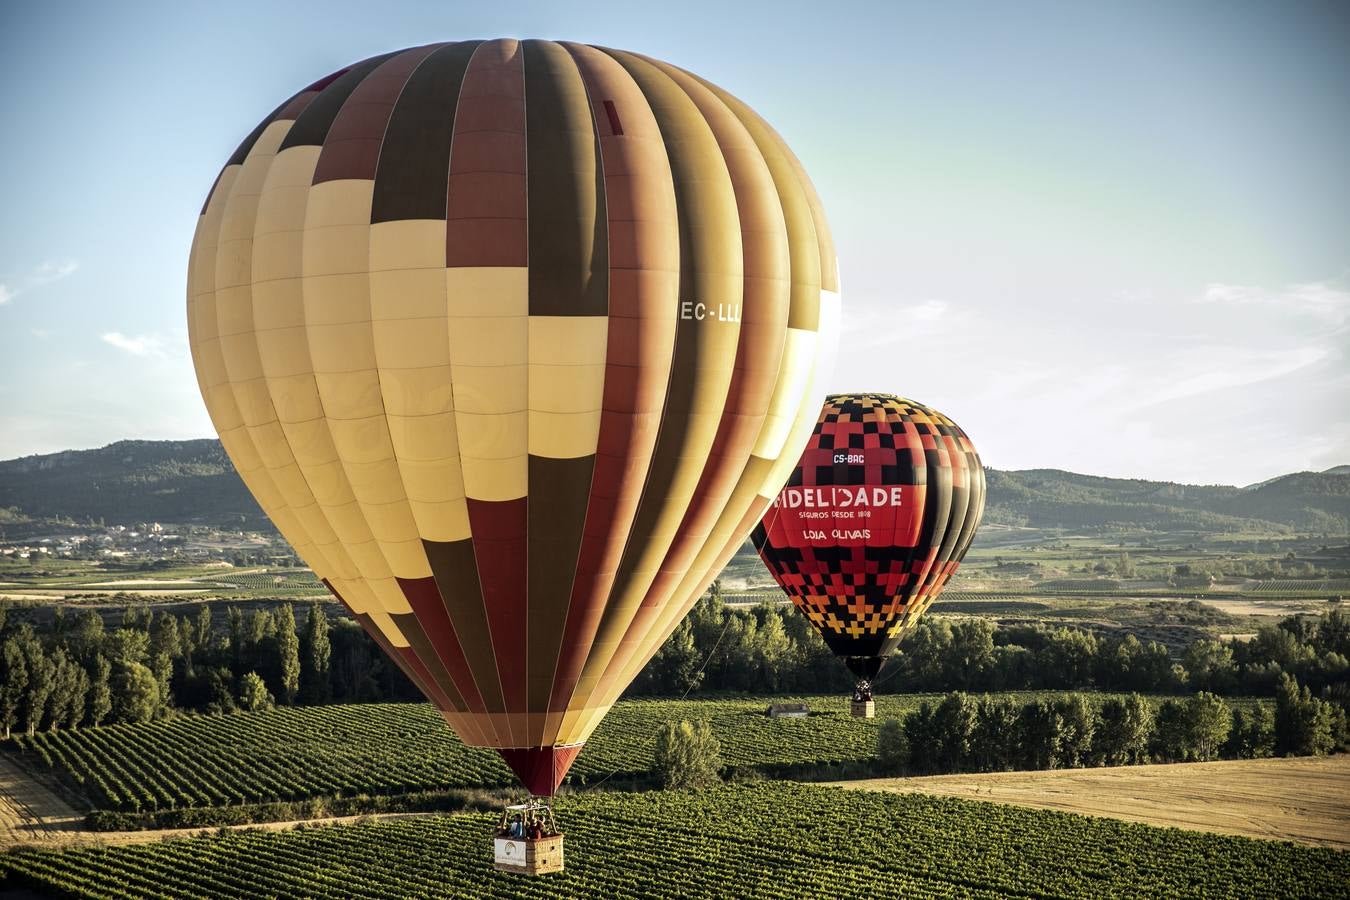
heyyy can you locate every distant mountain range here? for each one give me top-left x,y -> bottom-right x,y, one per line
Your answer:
985,468 -> 1349,534
1,439 -> 1347,536
0,440 -> 267,531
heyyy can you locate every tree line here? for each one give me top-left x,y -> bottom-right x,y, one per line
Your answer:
0,603 -> 418,736
3,591 -> 1346,736
878,677 -> 1347,777
647,677 -> 1345,792
886,608 -> 1348,698
1044,550 -> 1328,582
633,588 -> 1350,704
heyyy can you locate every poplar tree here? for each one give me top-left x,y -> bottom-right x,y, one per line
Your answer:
275,604 -> 301,705
88,655 -> 113,726
19,634 -> 54,735
300,603 -> 331,704
0,638 -> 28,739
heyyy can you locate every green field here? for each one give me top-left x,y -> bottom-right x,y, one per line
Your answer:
2,783 -> 1345,899
13,693 -> 1194,813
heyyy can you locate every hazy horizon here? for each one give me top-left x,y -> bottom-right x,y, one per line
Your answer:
2,0 -> 1347,485
2,433 -> 1342,490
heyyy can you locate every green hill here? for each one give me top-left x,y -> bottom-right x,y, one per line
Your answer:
984,467 -> 1349,533
1220,471 -> 1350,533
0,440 -> 1346,535
0,439 -> 266,529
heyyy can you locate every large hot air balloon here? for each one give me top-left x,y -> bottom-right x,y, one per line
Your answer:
187,38 -> 839,870
753,394 -> 984,716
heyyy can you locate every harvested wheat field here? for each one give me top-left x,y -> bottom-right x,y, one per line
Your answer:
842,755 -> 1350,849
0,756 -> 83,847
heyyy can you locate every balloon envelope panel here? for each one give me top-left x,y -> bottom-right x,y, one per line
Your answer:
187,39 -> 838,794
753,394 -> 984,675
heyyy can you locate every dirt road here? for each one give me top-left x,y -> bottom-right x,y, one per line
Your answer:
840,755 -> 1350,849
0,755 -> 83,847
0,755 -> 448,850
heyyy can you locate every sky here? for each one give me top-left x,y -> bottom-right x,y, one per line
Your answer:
1,0 -> 1347,486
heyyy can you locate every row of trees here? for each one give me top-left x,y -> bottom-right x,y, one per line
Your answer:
632,587 -> 853,696
892,609 -> 1348,696
1169,557 -> 1321,580
880,675 -> 1347,777
0,603 -> 418,736
633,590 -> 1350,703
645,676 -> 1345,793
995,550 -> 1336,582
3,591 -> 1346,735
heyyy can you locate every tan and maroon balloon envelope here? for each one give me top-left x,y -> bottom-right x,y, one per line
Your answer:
187,39 -> 840,794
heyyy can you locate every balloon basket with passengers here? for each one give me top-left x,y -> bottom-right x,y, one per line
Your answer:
494,798 -> 563,875
850,678 -> 876,718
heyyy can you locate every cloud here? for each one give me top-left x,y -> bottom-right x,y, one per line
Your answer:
907,299 -> 949,321
1197,280 -> 1350,327
101,332 -> 165,357
840,298 -> 963,351
1124,345 -> 1330,410
30,260 -> 79,285
0,258 -> 79,306
829,273 -> 1350,484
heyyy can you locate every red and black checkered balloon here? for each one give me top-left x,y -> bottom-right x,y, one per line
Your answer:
752,394 -> 985,679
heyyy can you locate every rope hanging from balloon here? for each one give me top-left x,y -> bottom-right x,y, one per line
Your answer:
579,605 -> 737,794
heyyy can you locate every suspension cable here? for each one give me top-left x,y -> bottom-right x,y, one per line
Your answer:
578,604 -> 736,794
